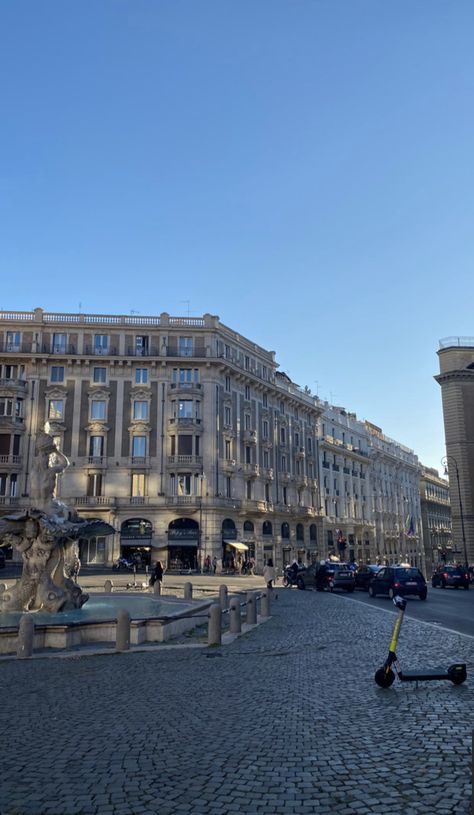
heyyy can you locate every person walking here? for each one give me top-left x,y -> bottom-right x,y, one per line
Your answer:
263,557 -> 276,589
212,556 -> 217,574
150,560 -> 164,588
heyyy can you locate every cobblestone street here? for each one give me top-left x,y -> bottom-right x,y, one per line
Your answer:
1,589 -> 473,815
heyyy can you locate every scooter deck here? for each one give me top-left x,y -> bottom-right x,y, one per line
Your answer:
400,664 -> 466,682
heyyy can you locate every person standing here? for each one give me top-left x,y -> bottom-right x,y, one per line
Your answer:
263,557 -> 276,589
150,560 -> 164,587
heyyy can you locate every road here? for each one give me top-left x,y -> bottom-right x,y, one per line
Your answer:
339,583 -> 474,637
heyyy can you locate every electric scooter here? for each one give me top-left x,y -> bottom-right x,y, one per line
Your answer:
374,596 -> 467,688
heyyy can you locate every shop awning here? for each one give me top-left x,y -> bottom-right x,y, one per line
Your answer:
224,541 -> 249,552
168,540 -> 198,548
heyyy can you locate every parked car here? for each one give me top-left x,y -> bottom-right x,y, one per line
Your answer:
354,564 -> 381,591
0,548 -> 5,569
296,561 -> 355,592
431,565 -> 469,590
368,566 -> 427,600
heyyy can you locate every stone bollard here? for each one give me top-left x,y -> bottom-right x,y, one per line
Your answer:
183,582 -> 193,601
104,579 -> 114,593
153,580 -> 161,596
260,589 -> 270,618
208,603 -> 222,646
229,597 -> 241,634
246,591 -> 257,625
219,584 -> 228,610
116,609 -> 131,652
17,615 -> 34,659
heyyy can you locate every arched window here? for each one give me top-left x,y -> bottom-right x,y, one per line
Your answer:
222,518 -> 236,534
310,524 -> 317,542
281,522 -> 290,539
243,520 -> 254,533
262,521 -> 273,536
296,523 -> 304,542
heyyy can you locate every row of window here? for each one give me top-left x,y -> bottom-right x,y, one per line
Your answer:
4,332 -> 197,355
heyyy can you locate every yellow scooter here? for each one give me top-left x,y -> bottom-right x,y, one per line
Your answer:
374,596 -> 467,688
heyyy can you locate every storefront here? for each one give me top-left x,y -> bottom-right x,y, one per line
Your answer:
168,518 -> 199,571
120,518 -> 153,566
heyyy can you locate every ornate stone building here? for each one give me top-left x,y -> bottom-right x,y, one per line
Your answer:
0,308 -> 323,572
436,338 -> 474,566
419,466 -> 452,575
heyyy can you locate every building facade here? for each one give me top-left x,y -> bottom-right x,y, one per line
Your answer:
419,466 -> 452,575
0,308 -> 323,573
436,338 -> 474,567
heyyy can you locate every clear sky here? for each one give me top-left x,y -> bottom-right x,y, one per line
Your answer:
1,1 -> 473,471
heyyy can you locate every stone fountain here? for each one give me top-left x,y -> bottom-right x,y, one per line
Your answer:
0,430 -> 114,613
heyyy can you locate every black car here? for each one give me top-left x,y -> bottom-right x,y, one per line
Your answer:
431,565 -> 469,590
354,564 -> 381,591
368,566 -> 427,600
0,548 -> 5,569
296,562 -> 355,592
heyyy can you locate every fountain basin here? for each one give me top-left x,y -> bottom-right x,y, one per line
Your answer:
0,593 -> 213,654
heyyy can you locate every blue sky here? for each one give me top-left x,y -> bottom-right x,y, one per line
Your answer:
1,1 -> 473,471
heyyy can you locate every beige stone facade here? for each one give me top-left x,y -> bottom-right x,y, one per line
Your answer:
0,308 -> 323,573
419,466 -> 452,575
436,338 -> 474,566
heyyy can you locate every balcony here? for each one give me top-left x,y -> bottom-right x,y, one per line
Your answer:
221,458 -> 236,472
322,461 -> 330,469
242,463 -> 259,478
0,455 -> 22,466
0,378 -> 27,390
343,467 -> 350,475
169,496 -> 202,507
0,496 -> 19,506
86,456 -> 107,467
168,417 -> 202,428
169,382 -> 202,395
296,447 -> 305,459
73,496 -> 112,507
168,455 -> 203,467
240,499 -> 268,513
261,467 -> 274,481
0,416 -> 24,427
213,496 -> 242,509
243,429 -> 257,445
332,464 -> 340,472
129,456 -> 151,468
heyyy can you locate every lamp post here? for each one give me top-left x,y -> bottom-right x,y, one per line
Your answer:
441,455 -> 468,568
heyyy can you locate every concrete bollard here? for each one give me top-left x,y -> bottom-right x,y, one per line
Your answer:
17,615 -> 34,659
104,579 -> 114,593
219,584 -> 228,610
208,603 -> 222,646
153,580 -> 161,596
116,608 -> 131,651
229,597 -> 241,634
246,591 -> 257,625
183,581 -> 193,601
260,589 -> 270,618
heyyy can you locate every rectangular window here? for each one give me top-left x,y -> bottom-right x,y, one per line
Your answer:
52,333 -> 66,353
6,331 -> 21,351
12,435 -> 21,455
178,336 -> 193,357
131,473 -> 145,497
307,437 -> 312,453
135,336 -> 149,356
225,439 -> 231,459
245,356 -> 250,370
177,473 -> 192,495
10,473 -> 17,497
51,366 -> 65,383
0,398 -> 13,417
225,375 -> 231,392
263,450 -> 269,468
265,483 -> 270,502
246,480 -> 252,499
48,400 -> 64,420
283,486 -> 288,505
87,473 -> 103,497
0,473 -> 7,496
263,393 -> 268,407
93,367 -> 107,383
226,476 -> 232,498
294,432 -> 299,447
133,401 -> 148,420
135,368 -> 148,385
281,455 -> 287,472
280,427 -> 286,444
195,435 -> 200,456
91,400 -> 106,420
15,399 -> 23,419
245,446 -> 251,464
225,345 -> 231,359
132,436 -> 146,457
262,366 -> 267,380
178,400 -> 193,418
94,334 -> 109,354
179,368 -> 193,383
263,420 -> 269,439
224,405 -> 231,425
245,385 -> 250,400
245,413 -> 251,430
89,436 -> 104,457
178,435 -> 193,455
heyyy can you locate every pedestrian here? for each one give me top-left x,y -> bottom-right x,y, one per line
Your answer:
212,556 -> 217,574
249,557 -> 255,576
263,557 -> 276,589
149,560 -> 164,587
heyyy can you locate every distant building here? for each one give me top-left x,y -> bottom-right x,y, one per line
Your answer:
419,466 -> 452,575
436,338 -> 474,566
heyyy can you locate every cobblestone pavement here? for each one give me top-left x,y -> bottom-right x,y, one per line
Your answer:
1,589 -> 473,815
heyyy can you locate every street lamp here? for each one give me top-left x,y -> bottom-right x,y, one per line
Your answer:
441,455 -> 468,568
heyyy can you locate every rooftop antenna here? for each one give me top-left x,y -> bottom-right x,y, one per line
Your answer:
314,381 -> 319,396
180,300 -> 191,317
330,391 -> 338,404
78,302 -> 82,312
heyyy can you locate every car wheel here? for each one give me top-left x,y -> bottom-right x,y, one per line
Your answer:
431,579 -> 436,588
441,580 -> 446,589
368,585 -> 376,598
296,577 -> 305,591
419,591 -> 427,601
464,584 -> 469,590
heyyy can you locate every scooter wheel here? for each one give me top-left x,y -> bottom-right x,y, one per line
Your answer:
374,667 -> 395,688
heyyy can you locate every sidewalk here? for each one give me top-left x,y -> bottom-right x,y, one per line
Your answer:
1,589 -> 472,814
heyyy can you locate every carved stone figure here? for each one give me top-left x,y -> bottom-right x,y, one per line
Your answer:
0,431 -> 114,613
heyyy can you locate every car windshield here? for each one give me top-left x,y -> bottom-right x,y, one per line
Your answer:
395,568 -> 421,578
445,567 -> 462,574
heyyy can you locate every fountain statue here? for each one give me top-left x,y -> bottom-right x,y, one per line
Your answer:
0,430 -> 114,613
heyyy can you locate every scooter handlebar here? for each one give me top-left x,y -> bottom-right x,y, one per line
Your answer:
393,595 -> 406,611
